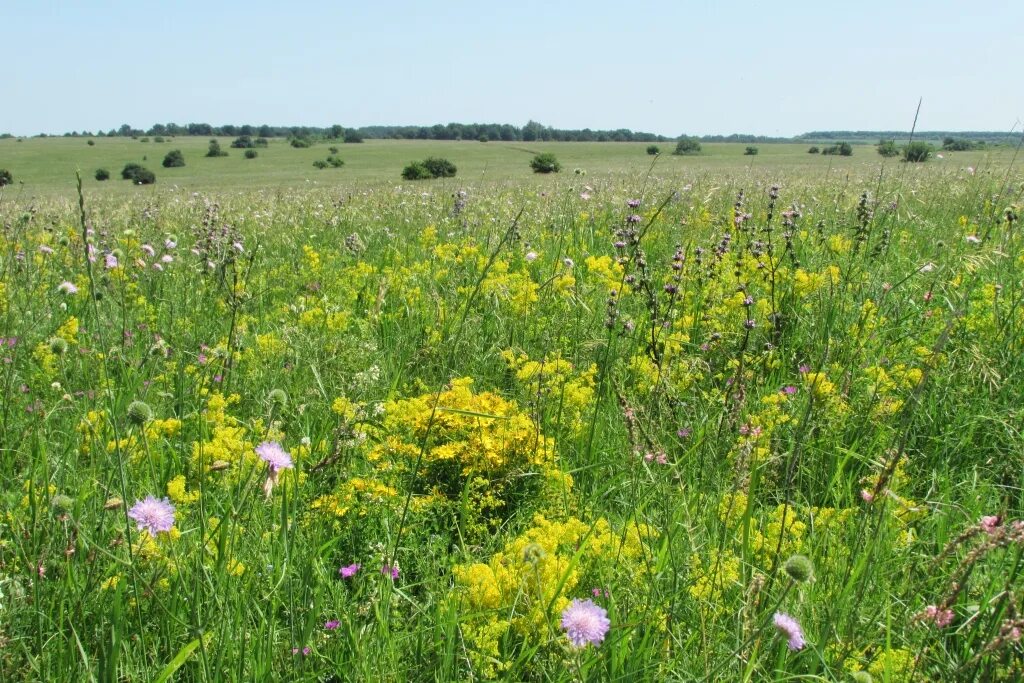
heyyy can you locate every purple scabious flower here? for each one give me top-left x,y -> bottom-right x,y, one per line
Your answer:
324,619 -> 341,630
256,441 -> 293,473
773,612 -> 805,651
560,598 -> 610,648
339,563 -> 361,579
627,199 -> 641,208
127,496 -> 175,537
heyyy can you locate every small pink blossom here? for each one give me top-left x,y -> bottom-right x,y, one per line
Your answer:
339,563 -> 360,578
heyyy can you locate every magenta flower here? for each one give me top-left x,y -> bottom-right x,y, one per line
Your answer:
921,605 -> 954,628
381,563 -> 399,579
256,441 -> 293,473
339,563 -> 361,579
560,598 -> 611,648
127,495 -> 175,537
980,515 -> 1001,534
324,620 -> 340,630
773,612 -> 805,651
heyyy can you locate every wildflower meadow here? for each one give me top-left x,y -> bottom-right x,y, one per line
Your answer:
1,155 -> 1023,681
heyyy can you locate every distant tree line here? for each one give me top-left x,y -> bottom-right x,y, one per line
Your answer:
38,121 -> 674,143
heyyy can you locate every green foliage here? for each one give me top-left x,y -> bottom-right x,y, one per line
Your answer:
674,137 -> 702,155
94,168 -> 110,181
942,137 -> 980,151
343,131 -> 364,143
161,150 -> 185,168
289,137 -> 312,148
230,136 -> 255,149
903,141 -> 934,162
530,152 -> 562,173
153,136 -> 165,143
244,149 -> 258,159
808,146 -> 820,153
0,168 -> 12,186
87,139 -> 95,146
877,140 -> 900,157
121,163 -> 155,184
206,139 -> 228,157
422,157 -> 456,178
821,142 -> 853,156
329,146 -> 340,155
402,161 -> 432,180
646,144 -> 660,155
744,146 -> 758,155
312,159 -> 329,169
327,155 -> 345,168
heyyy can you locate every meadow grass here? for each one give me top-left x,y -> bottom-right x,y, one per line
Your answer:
0,152 -> 1022,681
1,136 -> 1016,198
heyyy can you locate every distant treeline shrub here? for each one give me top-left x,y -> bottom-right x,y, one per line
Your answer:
821,142 -> 853,156
674,137 -> 701,155
121,163 -> 155,184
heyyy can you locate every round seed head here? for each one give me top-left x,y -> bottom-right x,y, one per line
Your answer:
126,400 -> 153,426
49,337 -> 68,355
268,389 -> 288,407
784,554 -> 814,583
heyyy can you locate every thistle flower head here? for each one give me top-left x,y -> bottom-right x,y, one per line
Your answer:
127,495 -> 175,537
256,441 -> 293,473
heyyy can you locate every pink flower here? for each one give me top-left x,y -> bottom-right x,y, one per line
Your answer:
127,496 -> 175,537
922,605 -> 954,628
339,563 -> 360,579
256,441 -> 293,474
561,599 -> 611,648
980,515 -> 1001,534
860,489 -> 875,503
324,620 -> 340,630
104,253 -> 118,269
773,612 -> 805,651
381,563 -> 399,579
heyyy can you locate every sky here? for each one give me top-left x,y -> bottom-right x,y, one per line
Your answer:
2,0 -> 1021,137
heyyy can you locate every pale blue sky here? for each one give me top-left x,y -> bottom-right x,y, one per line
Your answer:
2,0 -> 1021,136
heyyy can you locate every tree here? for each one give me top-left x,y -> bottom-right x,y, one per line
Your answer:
744,146 -> 759,155
808,146 -> 820,154
530,153 -> 561,174
206,139 -> 227,157
162,150 -> 185,168
94,168 -> 110,181
646,145 -> 660,155
902,141 -> 933,163
674,137 -> 701,155
244,149 -> 258,159
0,169 -> 12,186
231,135 -> 254,148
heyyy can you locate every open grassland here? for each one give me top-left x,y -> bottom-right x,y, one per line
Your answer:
1,136 -> 1018,197
1,155 -> 1023,681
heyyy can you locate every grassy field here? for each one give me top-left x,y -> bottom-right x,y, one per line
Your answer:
1,148 -> 1023,680
1,136 -> 1016,197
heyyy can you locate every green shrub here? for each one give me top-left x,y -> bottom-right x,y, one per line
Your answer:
312,159 -> 329,169
206,140 -> 227,157
153,136 -> 165,143
402,161 -> 433,180
231,136 -> 254,149
822,142 -> 853,156
646,145 -> 660,155
121,164 -> 155,184
244,149 -> 258,159
329,146 -> 340,155
423,157 -> 457,178
478,135 -> 489,143
290,137 -> 312,148
808,146 -> 820,154
674,137 -> 702,155
87,140 -> 95,146
162,150 -> 185,168
530,153 -> 561,174
942,137 -> 979,151
903,141 -> 933,163
121,163 -> 144,180
327,156 -> 345,168
255,137 -> 269,147
0,169 -> 12,186
877,140 -> 900,157
94,168 -> 110,181
343,131 -> 364,143
744,146 -> 758,155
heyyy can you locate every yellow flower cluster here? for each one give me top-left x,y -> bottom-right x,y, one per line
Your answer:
501,350 -> 596,434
